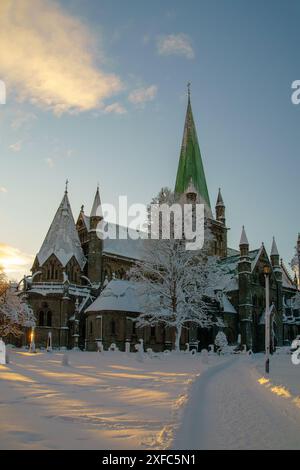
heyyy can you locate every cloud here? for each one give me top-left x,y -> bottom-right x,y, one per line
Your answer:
157,33 -> 195,59
45,158 -> 54,168
104,102 -> 127,115
128,85 -> 158,107
0,243 -> 34,279
11,111 -> 37,130
9,141 -> 22,152
0,187 -> 7,193
0,0 -> 123,115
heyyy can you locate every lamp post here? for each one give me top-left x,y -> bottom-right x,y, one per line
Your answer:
29,326 -> 36,353
263,265 -> 271,374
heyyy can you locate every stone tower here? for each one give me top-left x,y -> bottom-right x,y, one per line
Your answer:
238,226 -> 253,349
270,237 -> 283,345
87,186 -> 103,284
174,87 -> 227,257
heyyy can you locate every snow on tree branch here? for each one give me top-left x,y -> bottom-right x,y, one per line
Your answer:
129,188 -> 229,351
0,268 -> 35,338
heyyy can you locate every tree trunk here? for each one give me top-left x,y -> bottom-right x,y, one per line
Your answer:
174,324 -> 182,352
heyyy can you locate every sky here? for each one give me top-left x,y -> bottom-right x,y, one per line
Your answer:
0,0 -> 299,279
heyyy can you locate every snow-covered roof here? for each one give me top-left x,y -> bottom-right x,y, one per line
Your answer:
37,192 -> 86,269
281,262 -> 297,290
227,247 -> 239,257
86,279 -> 143,314
81,216 -> 147,261
103,225 -> 147,261
222,294 -> 237,314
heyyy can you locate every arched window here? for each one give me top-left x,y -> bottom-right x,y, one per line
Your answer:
38,311 -> 44,326
46,311 -> 52,327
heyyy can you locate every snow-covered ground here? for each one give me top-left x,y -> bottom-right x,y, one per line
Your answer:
1,349 -> 300,450
174,352 -> 300,450
0,348 -> 208,450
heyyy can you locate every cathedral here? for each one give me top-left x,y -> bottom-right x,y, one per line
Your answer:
24,92 -> 300,353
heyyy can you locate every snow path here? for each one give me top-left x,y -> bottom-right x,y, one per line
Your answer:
173,356 -> 300,450
0,350 -> 204,450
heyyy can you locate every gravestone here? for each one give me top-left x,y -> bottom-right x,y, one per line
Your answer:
46,332 -> 52,352
201,348 -> 209,364
0,338 -> 6,365
125,341 -> 131,354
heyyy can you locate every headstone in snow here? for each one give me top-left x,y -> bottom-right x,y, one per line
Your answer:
0,339 -> 6,365
134,342 -> 145,362
125,341 -> 131,354
61,353 -> 69,366
184,343 -> 190,353
46,332 -> 52,352
109,343 -> 118,351
146,348 -> 153,358
208,344 -> 215,355
201,349 -> 209,364
96,341 -> 104,352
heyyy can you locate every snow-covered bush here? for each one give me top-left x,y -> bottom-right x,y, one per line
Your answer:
214,331 -> 228,354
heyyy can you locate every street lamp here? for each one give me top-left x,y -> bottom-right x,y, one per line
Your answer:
29,326 -> 36,353
263,265 -> 271,374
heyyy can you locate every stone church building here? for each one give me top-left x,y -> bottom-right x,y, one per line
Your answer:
25,92 -> 300,352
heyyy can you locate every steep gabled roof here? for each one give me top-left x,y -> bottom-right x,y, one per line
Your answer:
281,261 -> 297,290
37,190 -> 86,269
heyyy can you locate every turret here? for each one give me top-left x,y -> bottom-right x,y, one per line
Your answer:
270,237 -> 283,339
215,188 -> 226,225
239,226 -> 249,257
87,186 -> 103,284
270,236 -> 280,269
238,226 -> 253,350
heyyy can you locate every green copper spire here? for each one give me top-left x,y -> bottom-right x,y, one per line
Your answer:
175,85 -> 211,208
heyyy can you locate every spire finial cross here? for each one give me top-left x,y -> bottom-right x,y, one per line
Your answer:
65,179 -> 69,194
187,82 -> 191,99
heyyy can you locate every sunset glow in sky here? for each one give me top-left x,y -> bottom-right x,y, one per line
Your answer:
0,0 -> 299,279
